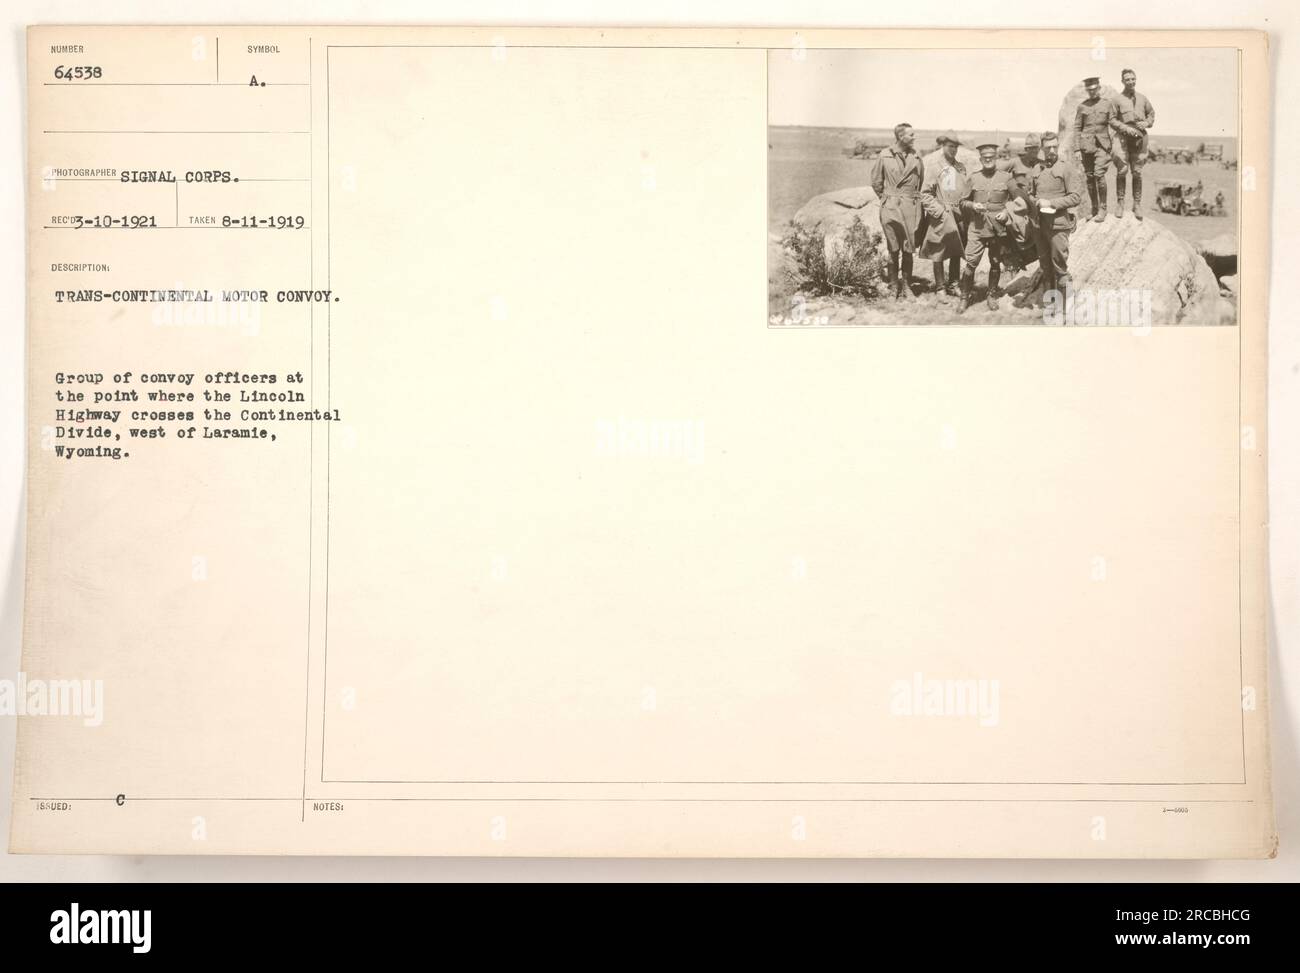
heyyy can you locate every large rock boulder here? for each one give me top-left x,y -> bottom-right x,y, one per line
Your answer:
1033,215 -> 1232,325
789,185 -> 884,262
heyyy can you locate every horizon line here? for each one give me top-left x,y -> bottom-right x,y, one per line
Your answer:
769,122 -> 1237,142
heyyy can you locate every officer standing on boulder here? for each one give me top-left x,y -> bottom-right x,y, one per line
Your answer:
1073,76 -> 1118,221
1110,68 -> 1155,220
1025,132 -> 1083,305
871,122 -> 926,300
956,142 -> 1016,314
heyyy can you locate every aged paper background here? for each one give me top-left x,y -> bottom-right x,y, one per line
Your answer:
1,5 -> 1293,874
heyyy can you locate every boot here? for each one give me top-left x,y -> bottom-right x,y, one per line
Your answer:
1011,273 -> 1034,308
932,262 -> 947,301
1132,174 -> 1144,220
946,258 -> 961,296
1086,176 -> 1099,220
955,270 -> 975,315
986,265 -> 1001,310
899,256 -> 915,300
1092,180 -> 1107,222
1022,263 -> 1053,309
1115,174 -> 1127,217
886,260 -> 899,300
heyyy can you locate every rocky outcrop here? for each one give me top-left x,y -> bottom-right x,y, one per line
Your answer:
790,185 -> 884,262
1023,214 -> 1232,325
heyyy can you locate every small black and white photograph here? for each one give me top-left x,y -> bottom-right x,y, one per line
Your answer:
768,47 -> 1240,326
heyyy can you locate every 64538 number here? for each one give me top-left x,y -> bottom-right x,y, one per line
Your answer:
54,66 -> 103,80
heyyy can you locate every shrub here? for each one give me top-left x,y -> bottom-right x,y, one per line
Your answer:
782,216 -> 887,299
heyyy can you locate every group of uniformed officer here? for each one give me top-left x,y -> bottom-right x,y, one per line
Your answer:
871,70 -> 1154,314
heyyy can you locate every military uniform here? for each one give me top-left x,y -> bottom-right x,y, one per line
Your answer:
1028,157 -> 1083,299
955,147 -> 1015,312
870,145 -> 925,254
961,168 -> 1014,267
920,161 -> 972,262
1001,154 -> 1043,197
917,132 -> 969,298
1111,88 -> 1155,218
1073,82 -> 1118,220
996,135 -> 1044,260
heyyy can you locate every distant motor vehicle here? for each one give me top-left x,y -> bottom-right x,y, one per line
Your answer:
1155,180 -> 1222,216
844,138 -> 892,159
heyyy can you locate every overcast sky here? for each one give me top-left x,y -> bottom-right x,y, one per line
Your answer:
768,47 -> 1238,138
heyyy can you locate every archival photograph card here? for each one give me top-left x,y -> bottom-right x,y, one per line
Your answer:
11,26 -> 1274,857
